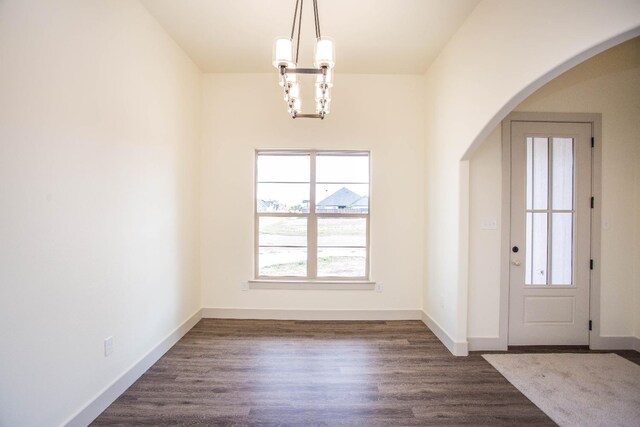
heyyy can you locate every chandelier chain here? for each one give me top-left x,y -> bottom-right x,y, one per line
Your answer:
295,0 -> 304,63
313,0 -> 321,39
290,0 -> 299,39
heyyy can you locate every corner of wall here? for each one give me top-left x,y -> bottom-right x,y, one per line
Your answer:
421,311 -> 468,356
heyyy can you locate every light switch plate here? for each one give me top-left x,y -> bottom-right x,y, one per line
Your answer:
104,336 -> 113,357
480,218 -> 498,230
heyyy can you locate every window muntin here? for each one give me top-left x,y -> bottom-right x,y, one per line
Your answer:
524,136 -> 575,286
255,151 -> 370,280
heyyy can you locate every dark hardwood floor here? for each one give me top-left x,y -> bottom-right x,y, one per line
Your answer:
92,319 -> 639,426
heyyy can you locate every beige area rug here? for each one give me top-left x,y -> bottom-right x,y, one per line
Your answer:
483,353 -> 640,427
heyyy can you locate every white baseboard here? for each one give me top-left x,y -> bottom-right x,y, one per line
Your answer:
202,307 -> 422,321
468,334 -> 640,352
591,334 -> 640,352
468,336 -> 506,351
64,309 -> 202,427
420,311 -> 468,356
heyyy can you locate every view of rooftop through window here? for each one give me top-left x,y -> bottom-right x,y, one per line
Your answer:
257,153 -> 369,213
256,151 -> 370,279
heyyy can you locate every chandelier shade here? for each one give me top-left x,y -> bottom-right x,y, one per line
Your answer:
314,37 -> 335,69
273,38 -> 294,68
289,82 -> 301,99
272,0 -> 334,119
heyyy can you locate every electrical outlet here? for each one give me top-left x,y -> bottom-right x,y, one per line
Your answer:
240,281 -> 249,291
375,282 -> 383,293
104,336 -> 113,357
439,294 -> 445,309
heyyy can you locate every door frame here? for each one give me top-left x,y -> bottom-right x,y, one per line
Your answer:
499,112 -> 602,349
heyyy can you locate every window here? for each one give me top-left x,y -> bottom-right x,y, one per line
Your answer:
255,150 -> 370,280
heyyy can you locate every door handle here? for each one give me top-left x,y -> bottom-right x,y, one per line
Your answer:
511,259 -> 521,266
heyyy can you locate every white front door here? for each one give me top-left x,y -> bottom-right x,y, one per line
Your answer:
509,121 -> 592,345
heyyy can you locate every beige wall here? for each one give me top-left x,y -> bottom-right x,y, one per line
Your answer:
468,37 -> 640,341
423,0 -> 640,351
0,1 -> 201,425
468,126 -> 503,338
200,74 -> 424,312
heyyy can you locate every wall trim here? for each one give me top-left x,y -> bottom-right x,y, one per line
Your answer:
248,281 -> 375,291
468,336 -> 506,351
64,309 -> 202,427
590,335 -> 640,352
421,311 -> 468,356
469,334 -> 639,353
202,308 -> 422,321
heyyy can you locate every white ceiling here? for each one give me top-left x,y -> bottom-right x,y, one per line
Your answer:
141,0 -> 480,74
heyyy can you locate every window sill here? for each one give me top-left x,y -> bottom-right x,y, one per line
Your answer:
247,280 -> 376,290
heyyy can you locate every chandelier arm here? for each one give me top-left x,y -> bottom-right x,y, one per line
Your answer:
313,0 -> 321,39
285,67 -> 323,74
295,0 -> 304,64
290,0 -> 300,40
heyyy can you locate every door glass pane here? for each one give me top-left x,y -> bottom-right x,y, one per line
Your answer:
318,218 -> 366,247
317,247 -> 366,277
259,217 -> 307,247
552,138 -> 574,210
257,154 -> 309,182
526,212 -> 548,285
257,183 -> 309,212
526,137 -> 549,210
258,247 -> 307,276
316,184 -> 369,213
551,213 -> 573,285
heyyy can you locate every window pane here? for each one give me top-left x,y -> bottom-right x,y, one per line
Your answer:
316,184 -> 369,213
552,138 -> 574,210
318,218 -> 366,247
317,248 -> 366,277
259,247 -> 307,276
526,212 -> 548,285
316,154 -> 369,183
257,183 -> 309,212
257,154 -> 309,182
526,137 -> 548,210
259,217 -> 307,247
551,213 -> 573,285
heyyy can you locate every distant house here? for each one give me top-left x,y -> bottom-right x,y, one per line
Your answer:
317,187 -> 368,212
352,196 -> 369,208
317,187 -> 361,208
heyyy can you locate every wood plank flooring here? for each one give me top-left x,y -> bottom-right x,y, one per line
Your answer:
92,319 -> 639,426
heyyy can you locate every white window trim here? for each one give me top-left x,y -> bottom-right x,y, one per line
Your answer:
254,149 -> 371,283
247,280 -> 375,290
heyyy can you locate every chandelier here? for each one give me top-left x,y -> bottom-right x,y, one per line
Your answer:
272,0 -> 334,119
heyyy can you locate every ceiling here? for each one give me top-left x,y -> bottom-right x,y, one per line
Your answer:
141,0 -> 480,74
